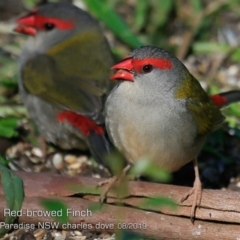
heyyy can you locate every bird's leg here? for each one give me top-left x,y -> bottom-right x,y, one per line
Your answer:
181,158 -> 202,222
98,164 -> 131,203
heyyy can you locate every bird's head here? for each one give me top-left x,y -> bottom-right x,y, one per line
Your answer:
111,46 -> 189,93
14,3 -> 100,51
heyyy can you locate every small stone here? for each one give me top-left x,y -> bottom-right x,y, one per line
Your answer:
68,237 -> 86,240
64,154 -> 77,164
29,156 -> 42,164
230,177 -> 235,183
98,232 -> 112,239
76,156 -> 88,165
52,153 -> 64,169
54,236 -> 65,240
228,65 -> 238,76
51,231 -> 65,240
92,174 -> 101,178
66,231 -> 75,237
61,230 -> 68,237
74,231 -> 82,236
25,150 -> 32,157
34,228 -> 45,239
32,147 -> 43,158
67,161 -> 81,170
6,142 -> 25,158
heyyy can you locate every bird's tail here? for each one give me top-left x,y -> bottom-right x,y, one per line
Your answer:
57,111 -> 126,173
211,90 -> 240,108
87,130 -> 114,173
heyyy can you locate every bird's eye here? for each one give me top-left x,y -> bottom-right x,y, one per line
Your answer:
142,64 -> 153,73
44,23 -> 55,31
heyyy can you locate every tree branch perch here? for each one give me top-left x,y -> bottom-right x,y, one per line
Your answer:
0,171 -> 239,239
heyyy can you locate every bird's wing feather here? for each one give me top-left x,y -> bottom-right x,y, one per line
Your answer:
21,30 -> 113,123
175,72 -> 225,135
47,30 -> 113,91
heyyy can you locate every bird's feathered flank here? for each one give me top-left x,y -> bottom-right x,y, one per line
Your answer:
175,72 -> 225,135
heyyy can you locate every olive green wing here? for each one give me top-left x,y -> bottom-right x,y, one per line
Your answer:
187,98 -> 225,135
175,72 -> 225,135
21,55 -> 105,122
21,30 -> 114,122
47,30 -> 114,92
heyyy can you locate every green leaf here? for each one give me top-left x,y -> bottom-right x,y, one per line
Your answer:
141,196 -> 177,210
41,199 -> 69,224
130,158 -> 171,182
193,42 -> 240,62
88,202 -> 103,212
67,184 -> 101,195
0,78 -> 18,90
225,103 -> 240,118
150,0 -> 173,29
0,164 -> 24,236
0,118 -> 19,128
193,42 -> 230,54
208,84 -> 220,95
0,126 -> 18,138
0,118 -> 19,138
0,95 -> 6,104
105,151 -> 126,175
190,0 -> 203,14
0,155 -> 10,166
84,0 -> 142,48
0,106 -> 27,117
22,0 -> 36,8
134,0 -> 148,31
116,230 -> 146,240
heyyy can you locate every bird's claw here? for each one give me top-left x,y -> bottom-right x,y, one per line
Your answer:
98,176 -> 118,203
181,178 -> 202,223
97,165 -> 131,203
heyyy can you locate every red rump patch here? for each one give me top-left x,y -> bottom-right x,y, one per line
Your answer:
132,58 -> 172,73
210,95 -> 227,107
57,111 -> 104,137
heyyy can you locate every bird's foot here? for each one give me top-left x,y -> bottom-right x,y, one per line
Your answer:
98,176 -> 118,203
181,176 -> 202,223
98,165 -> 131,203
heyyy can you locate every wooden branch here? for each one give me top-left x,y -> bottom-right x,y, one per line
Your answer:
0,172 -> 239,239
0,196 -> 240,240
1,196 -> 240,240
7,171 -> 240,224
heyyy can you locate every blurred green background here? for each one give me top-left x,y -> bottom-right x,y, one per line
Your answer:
1,0 -> 240,187
1,1 -> 240,239
1,0 -> 240,140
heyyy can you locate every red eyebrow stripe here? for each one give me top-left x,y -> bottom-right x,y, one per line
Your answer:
36,15 -> 74,30
132,58 -> 172,72
17,13 -> 74,30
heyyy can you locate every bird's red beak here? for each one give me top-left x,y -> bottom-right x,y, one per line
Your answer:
14,12 -> 37,36
111,57 -> 134,82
